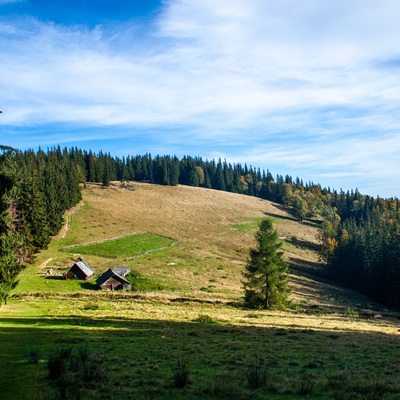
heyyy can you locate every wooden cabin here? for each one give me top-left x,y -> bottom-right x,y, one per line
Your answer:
65,257 -> 94,280
96,268 -> 131,291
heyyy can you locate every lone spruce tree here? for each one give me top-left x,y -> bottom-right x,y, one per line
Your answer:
243,219 -> 289,309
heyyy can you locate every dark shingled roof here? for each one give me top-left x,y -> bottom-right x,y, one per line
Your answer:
96,268 -> 131,287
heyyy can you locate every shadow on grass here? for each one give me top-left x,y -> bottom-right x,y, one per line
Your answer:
288,256 -> 391,315
1,314 -> 400,400
288,256 -> 324,276
265,203 -> 323,228
44,275 -> 65,280
264,211 -> 296,222
79,281 -> 98,291
286,237 -> 320,252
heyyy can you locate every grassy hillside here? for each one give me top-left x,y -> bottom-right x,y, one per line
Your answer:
1,182 -> 399,399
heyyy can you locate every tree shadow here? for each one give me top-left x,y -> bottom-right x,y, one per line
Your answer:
44,275 -> 65,280
80,281 -> 98,291
264,211 -> 295,221
1,311 -> 400,399
265,203 -> 323,228
288,256 -> 325,276
263,203 -> 297,221
288,256 -> 390,315
286,237 -> 320,252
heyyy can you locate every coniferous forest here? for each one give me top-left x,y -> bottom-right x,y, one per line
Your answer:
0,145 -> 399,308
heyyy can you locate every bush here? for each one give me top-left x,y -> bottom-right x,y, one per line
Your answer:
171,357 -> 191,388
78,347 -> 105,382
239,354 -> 267,389
47,346 -> 73,380
193,314 -> 220,324
345,308 -> 359,317
46,345 -> 105,399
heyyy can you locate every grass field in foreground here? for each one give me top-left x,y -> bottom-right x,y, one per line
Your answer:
1,297 -> 400,400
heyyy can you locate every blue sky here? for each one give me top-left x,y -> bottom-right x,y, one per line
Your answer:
1,0 -> 400,198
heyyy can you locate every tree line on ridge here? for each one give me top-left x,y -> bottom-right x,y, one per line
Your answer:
0,146 -> 399,308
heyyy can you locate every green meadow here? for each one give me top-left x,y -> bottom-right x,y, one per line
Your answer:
63,233 -> 177,259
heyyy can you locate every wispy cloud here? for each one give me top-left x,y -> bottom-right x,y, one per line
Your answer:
1,0 -> 400,196
0,0 -> 25,5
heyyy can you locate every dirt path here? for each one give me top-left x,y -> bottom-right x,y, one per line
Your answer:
38,257 -> 54,270
55,201 -> 84,240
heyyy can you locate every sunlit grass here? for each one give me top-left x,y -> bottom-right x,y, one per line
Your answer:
62,232 -> 177,259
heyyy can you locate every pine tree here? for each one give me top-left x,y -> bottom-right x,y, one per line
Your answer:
242,219 -> 289,309
169,156 -> 180,186
0,147 -> 23,304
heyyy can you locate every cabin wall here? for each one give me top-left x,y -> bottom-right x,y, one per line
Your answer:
99,277 -> 125,290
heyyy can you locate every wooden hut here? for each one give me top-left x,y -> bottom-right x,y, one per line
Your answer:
96,268 -> 131,291
65,257 -> 94,280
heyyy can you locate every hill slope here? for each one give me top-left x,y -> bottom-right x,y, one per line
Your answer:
15,181 -> 387,312
69,182 -> 382,313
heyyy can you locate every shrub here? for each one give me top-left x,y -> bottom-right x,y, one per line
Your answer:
47,345 -> 105,399
239,354 -> 267,389
171,357 -> 191,388
193,314 -> 220,324
47,346 -> 73,380
345,308 -> 359,317
288,302 -> 304,311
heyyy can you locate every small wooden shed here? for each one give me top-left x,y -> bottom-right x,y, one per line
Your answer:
65,257 -> 95,280
96,268 -> 131,291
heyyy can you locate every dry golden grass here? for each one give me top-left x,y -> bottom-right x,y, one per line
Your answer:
69,183 -> 377,310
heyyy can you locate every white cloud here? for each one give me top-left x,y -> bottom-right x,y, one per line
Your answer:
0,0 -> 24,4
1,0 -> 400,196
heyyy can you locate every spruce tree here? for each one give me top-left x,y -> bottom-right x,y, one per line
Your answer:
242,219 -> 289,309
0,147 -> 23,304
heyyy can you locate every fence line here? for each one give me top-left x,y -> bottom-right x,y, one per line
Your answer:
125,240 -> 179,260
61,231 -> 147,252
61,231 -> 179,260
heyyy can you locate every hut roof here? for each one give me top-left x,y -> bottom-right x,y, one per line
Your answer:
73,258 -> 94,278
113,266 -> 130,277
96,268 -> 131,287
